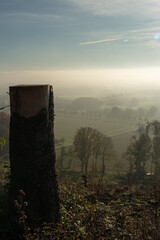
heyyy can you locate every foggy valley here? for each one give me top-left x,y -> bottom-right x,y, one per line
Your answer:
1,78 -> 160,173
1,0 -> 160,238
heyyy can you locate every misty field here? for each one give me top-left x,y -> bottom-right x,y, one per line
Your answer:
54,112 -> 139,172
54,112 -> 137,145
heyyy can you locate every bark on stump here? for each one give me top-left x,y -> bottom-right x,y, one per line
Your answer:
9,85 -> 60,225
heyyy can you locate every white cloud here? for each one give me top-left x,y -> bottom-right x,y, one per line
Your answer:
69,0 -> 160,18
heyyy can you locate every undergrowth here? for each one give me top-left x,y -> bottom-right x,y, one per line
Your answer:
1,170 -> 160,239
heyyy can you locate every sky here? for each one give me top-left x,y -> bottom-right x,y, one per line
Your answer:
0,0 -> 160,88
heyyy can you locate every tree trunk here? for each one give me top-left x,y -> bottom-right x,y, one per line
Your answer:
94,155 -> 98,172
81,158 -> 84,172
101,155 -> 105,182
84,158 -> 89,176
9,85 -> 60,225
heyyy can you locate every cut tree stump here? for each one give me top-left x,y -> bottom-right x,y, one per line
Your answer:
9,85 -> 60,225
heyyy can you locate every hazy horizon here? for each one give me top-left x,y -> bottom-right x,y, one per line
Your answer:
1,68 -> 160,94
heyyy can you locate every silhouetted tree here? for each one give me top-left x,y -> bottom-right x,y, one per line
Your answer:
123,133 -> 152,179
100,135 -> 113,181
146,121 -> 160,177
92,129 -> 102,172
110,106 -> 123,119
57,146 -> 66,171
73,127 -> 94,175
66,147 -> 75,169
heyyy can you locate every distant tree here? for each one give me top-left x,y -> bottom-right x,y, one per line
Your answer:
146,121 -> 160,177
55,138 -> 65,146
134,134 -> 151,177
137,123 -> 146,135
147,106 -> 158,117
73,97 -> 102,110
57,146 -> 66,171
114,161 -> 124,176
66,147 -> 75,169
123,146 -> 134,177
74,127 -> 115,179
73,127 -> 94,175
59,138 -> 65,145
100,135 -> 113,181
110,107 -> 123,119
123,133 -> 152,179
92,129 -> 102,172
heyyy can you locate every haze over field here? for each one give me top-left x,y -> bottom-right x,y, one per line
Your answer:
1,0 -> 160,170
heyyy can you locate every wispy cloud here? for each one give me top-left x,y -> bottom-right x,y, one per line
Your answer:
0,12 -> 64,22
129,40 -> 160,48
69,0 -> 160,18
80,27 -> 160,48
129,27 -> 160,33
80,37 -> 121,45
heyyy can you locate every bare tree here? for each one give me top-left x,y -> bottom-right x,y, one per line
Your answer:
66,147 -> 75,169
100,134 -> 113,181
57,146 -> 66,171
92,129 -> 102,172
73,127 -> 94,175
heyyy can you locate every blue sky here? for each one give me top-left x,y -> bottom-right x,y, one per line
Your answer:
0,0 -> 160,71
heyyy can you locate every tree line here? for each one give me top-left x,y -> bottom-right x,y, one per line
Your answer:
57,120 -> 160,183
55,106 -> 157,122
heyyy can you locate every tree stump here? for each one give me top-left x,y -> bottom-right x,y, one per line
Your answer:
9,85 -> 60,225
